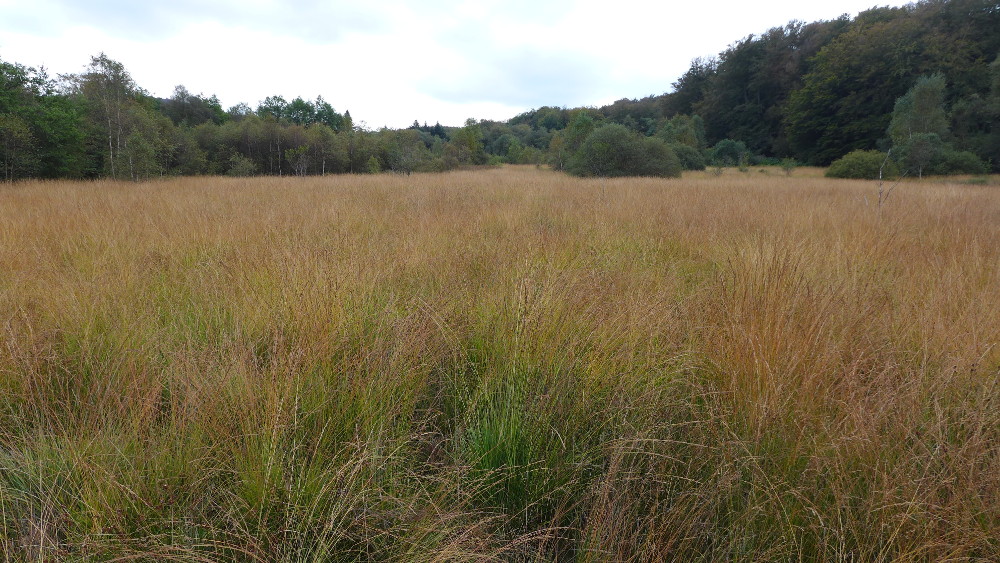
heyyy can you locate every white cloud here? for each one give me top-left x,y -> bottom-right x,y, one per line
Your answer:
0,0 -> 912,127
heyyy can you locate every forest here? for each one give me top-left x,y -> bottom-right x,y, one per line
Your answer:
1,0 -> 998,182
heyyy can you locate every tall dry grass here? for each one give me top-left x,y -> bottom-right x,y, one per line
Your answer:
1,166 -> 998,561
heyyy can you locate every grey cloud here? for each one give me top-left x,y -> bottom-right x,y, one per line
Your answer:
0,0 -> 71,37
420,47 -> 608,109
14,1 -> 390,42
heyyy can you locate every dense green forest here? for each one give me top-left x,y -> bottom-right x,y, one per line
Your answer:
1,0 -> 998,181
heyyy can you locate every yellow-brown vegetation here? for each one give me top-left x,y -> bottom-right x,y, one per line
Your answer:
1,166 -> 998,560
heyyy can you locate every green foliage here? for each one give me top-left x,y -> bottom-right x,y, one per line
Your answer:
825,149 -> 899,179
927,147 -> 989,175
450,118 -> 487,165
896,132 -> 944,178
638,137 -> 684,177
227,153 -> 257,176
785,11 -> 926,164
0,59 -> 40,114
490,133 -> 521,162
787,3 -> 1000,165
313,96 -> 344,131
887,72 -> 992,177
536,106 -> 568,131
285,145 -> 310,176
342,110 -> 353,132
669,143 -> 707,170
664,56 -> 718,116
32,94 -> 89,178
490,130 -> 541,165
951,93 -> 998,169
123,130 -> 159,180
565,111 -> 597,145
376,128 -> 429,174
256,95 -> 287,120
887,74 -> 949,144
885,74 -> 949,179
547,132 -> 569,171
121,103 -> 173,181
0,113 -> 38,181
657,114 -> 707,150
285,97 -> 316,125
165,126 -> 207,175
0,53 -> 375,180
698,22 -> 839,155
509,105 -> 569,131
711,139 -> 749,166
161,85 -> 225,126
78,53 -> 147,180
343,129 -> 376,173
566,123 -> 681,178
227,102 -> 253,120
460,375 -> 538,516
0,58 -> 88,179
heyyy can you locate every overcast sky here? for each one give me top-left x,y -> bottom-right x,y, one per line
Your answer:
1,1 -> 910,128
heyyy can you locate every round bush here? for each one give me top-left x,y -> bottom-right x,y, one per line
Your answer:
711,139 -> 749,166
928,149 -> 988,175
635,137 -> 682,177
669,143 -> 707,170
567,124 -> 681,178
825,150 -> 899,179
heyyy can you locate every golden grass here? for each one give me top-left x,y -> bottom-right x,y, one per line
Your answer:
1,166 -> 998,560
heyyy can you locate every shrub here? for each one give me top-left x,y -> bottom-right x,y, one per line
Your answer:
928,149 -> 989,175
636,137 -> 683,177
826,150 -> 899,179
226,154 -> 257,177
567,124 -> 681,178
710,139 -> 749,166
669,143 -> 707,170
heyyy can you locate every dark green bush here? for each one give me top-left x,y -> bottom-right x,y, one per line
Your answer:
710,139 -> 749,166
227,154 -> 258,177
825,150 -> 899,179
636,138 -> 683,177
928,149 -> 989,175
567,124 -> 681,178
669,143 -> 707,170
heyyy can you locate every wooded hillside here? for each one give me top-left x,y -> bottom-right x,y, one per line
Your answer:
1,0 -> 997,180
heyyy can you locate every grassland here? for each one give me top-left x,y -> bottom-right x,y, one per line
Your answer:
1,166 -> 998,561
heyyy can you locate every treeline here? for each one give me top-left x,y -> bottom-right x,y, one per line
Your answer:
515,0 -> 1000,172
0,54 -> 537,182
2,0 -> 998,182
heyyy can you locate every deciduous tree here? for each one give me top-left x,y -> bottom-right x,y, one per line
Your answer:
0,113 -> 38,181
77,53 -> 143,179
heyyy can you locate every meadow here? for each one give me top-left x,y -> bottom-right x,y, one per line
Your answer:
1,166 -> 998,561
